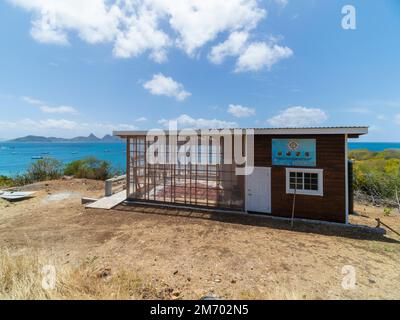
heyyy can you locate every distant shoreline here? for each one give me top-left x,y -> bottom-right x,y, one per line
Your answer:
5,133 -> 122,143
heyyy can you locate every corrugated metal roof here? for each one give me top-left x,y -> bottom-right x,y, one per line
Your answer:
251,126 -> 368,130
114,126 -> 368,137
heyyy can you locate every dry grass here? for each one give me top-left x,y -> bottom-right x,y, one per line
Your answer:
0,248 -> 307,300
0,249 -> 164,300
239,288 -> 303,300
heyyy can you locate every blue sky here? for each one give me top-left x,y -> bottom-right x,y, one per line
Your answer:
0,0 -> 399,141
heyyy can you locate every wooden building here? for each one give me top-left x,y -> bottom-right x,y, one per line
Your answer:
114,127 -> 368,224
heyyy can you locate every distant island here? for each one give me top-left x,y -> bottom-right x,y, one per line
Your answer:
8,133 -> 123,143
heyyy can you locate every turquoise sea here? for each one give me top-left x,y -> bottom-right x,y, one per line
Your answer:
0,141 -> 399,177
0,142 -> 126,177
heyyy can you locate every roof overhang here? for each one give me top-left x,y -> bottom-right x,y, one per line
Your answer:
114,126 -> 368,139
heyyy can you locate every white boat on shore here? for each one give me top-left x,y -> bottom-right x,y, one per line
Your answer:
0,191 -> 36,201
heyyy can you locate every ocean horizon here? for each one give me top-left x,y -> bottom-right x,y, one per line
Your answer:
0,141 -> 399,177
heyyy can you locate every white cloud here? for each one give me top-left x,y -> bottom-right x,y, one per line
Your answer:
22,95 -> 78,114
208,31 -> 249,64
40,105 -> 78,115
31,17 -> 69,45
9,0 -> 273,65
0,118 -> 78,130
209,31 -> 293,72
135,117 -> 147,122
267,106 -> 328,127
149,49 -> 168,64
143,73 -> 191,101
228,104 -> 255,118
154,0 -> 265,56
0,118 -> 137,138
112,5 -> 170,61
0,118 -> 35,130
81,122 -> 137,132
11,0 -> 120,44
159,114 -> 238,129
39,119 -> 78,129
22,96 -> 44,105
235,42 -> 293,72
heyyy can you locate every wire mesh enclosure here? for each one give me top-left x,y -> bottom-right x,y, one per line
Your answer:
127,135 -> 245,210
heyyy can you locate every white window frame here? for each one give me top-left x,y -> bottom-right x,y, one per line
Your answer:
285,168 -> 324,197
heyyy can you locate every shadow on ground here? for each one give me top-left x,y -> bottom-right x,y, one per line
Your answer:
112,202 -> 399,244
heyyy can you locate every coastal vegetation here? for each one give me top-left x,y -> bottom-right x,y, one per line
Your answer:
350,149 -> 400,209
64,157 -> 113,180
0,157 -> 118,187
14,158 -> 63,186
0,175 -> 14,187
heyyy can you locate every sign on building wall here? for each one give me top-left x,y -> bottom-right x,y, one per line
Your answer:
272,139 -> 316,167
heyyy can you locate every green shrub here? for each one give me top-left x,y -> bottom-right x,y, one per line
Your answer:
3,157 -> 116,187
350,149 -> 400,161
349,149 -> 378,161
64,157 -> 112,180
353,150 -> 400,203
27,158 -> 63,181
377,149 -> 400,160
11,158 -> 63,186
0,175 -> 14,188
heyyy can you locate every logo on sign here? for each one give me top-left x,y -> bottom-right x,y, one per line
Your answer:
288,141 -> 299,151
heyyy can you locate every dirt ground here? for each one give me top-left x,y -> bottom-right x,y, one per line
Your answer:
0,179 -> 399,300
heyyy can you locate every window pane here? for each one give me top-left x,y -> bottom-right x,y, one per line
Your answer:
297,172 -> 303,190
311,177 -> 318,185
288,171 -> 324,192
288,171 -> 320,192
310,183 -> 319,191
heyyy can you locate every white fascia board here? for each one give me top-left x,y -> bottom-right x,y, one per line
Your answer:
113,127 -> 369,137
253,127 -> 369,136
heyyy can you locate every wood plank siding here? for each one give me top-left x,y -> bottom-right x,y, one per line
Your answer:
254,134 -> 346,223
